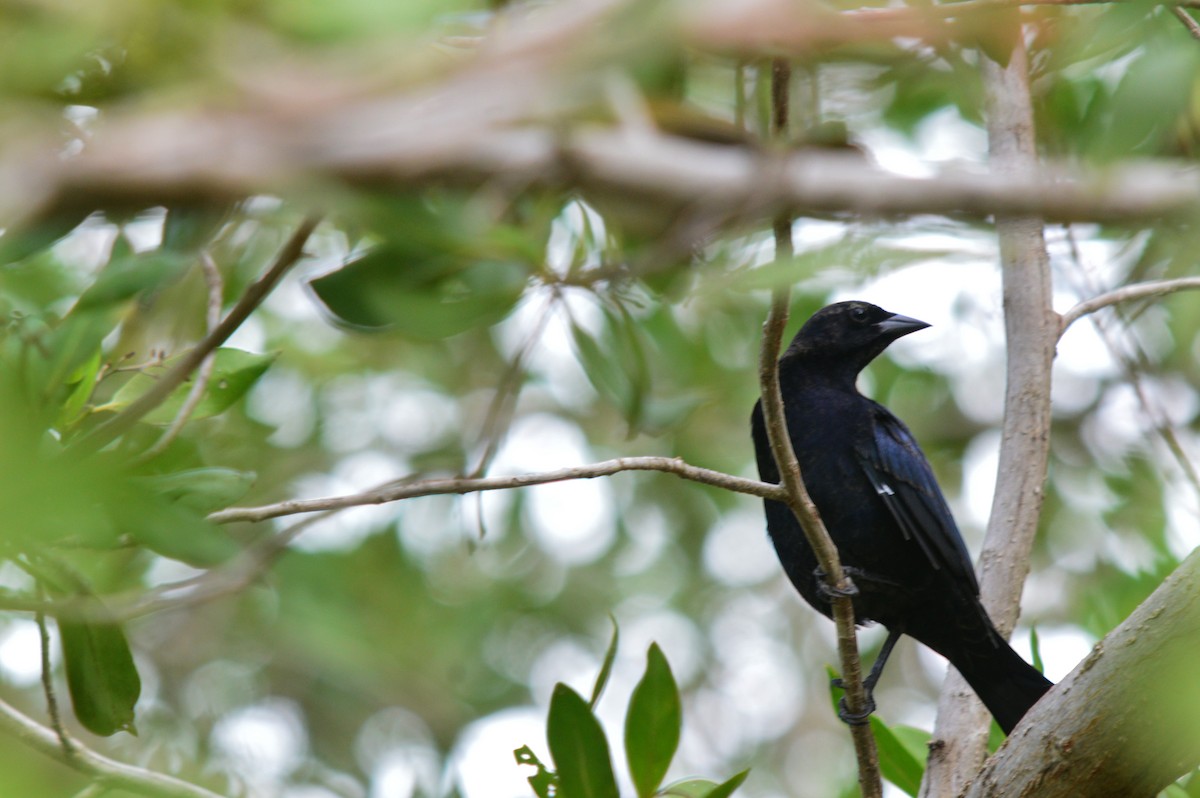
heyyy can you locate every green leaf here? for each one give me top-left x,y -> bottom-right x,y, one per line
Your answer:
162,203 -> 232,253
547,683 -> 618,798
136,467 -> 256,514
661,773 -> 749,798
104,348 -> 276,425
0,207 -> 91,265
660,779 -> 719,798
870,718 -> 928,797
625,643 -> 682,798
56,347 -> 102,428
590,616 -> 619,710
706,769 -> 751,798
117,496 -> 240,566
569,304 -> 654,432
59,611 -> 142,737
1030,626 -> 1044,674
309,247 -> 528,338
74,248 -> 189,311
41,311 -> 118,400
514,745 -> 559,798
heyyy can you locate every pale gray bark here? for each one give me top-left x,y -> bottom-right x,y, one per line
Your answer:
964,549 -> 1200,797
920,37 -> 1057,798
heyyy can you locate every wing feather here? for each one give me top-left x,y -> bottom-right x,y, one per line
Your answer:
856,401 -> 979,595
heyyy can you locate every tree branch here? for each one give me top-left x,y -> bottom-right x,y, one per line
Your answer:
758,288 -> 882,797
71,215 -> 321,456
7,90 -> 1200,234
0,695 -> 228,798
137,251 -> 225,461
1058,276 -> 1200,336
207,457 -> 786,525
765,56 -> 879,796
963,548 -> 1200,797
1173,5 -> 1200,39
921,32 -> 1057,798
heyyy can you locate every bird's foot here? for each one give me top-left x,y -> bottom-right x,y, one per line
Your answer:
813,567 -> 860,600
837,694 -> 877,727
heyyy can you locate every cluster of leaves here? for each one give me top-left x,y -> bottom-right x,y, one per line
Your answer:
0,208 -> 280,739
516,626 -> 748,798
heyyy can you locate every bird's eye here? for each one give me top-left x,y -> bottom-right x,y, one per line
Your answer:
849,306 -> 869,324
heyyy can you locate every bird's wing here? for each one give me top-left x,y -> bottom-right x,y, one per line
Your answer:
856,401 -> 980,595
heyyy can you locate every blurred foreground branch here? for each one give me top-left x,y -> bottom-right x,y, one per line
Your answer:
10,116 -> 1200,232
0,696 -> 226,798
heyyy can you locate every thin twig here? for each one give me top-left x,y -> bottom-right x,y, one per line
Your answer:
1059,230 -> 1200,501
764,57 -> 880,798
0,456 -> 785,622
1058,276 -> 1200,336
0,695 -> 227,798
136,251 -> 226,461
207,457 -> 786,525
1173,5 -> 1200,39
468,291 -> 556,479
759,290 -> 881,796
71,215 -> 321,456
35,583 -> 73,758
845,0 -> 1200,22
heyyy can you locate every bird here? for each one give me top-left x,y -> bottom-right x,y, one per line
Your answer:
750,300 -> 1052,734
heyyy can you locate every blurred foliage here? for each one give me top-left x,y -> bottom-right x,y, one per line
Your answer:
0,1 -> 1198,798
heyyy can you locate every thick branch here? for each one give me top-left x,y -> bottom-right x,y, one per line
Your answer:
0,696 -> 226,798
7,109 -> 1200,233
208,457 -> 786,525
922,34 -> 1056,798
1058,276 -> 1200,335
71,215 -> 320,455
964,549 -> 1200,797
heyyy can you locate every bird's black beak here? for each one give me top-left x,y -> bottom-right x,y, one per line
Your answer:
877,313 -> 930,338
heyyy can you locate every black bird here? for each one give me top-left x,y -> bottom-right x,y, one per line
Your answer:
750,301 -> 1051,734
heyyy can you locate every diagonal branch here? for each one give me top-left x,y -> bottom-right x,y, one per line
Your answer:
0,695 -> 227,798
71,215 -> 321,456
1058,276 -> 1200,336
1173,5 -> 1200,39
137,251 -> 226,461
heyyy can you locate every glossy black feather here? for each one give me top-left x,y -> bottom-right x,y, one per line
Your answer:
750,300 -> 1051,734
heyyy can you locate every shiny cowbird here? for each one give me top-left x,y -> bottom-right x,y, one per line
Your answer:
750,301 -> 1051,734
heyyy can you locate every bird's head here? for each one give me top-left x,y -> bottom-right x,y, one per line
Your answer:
782,301 -> 930,377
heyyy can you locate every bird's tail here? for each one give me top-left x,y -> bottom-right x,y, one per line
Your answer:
952,635 -> 1053,735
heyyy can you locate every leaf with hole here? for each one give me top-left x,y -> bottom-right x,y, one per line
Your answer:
514,745 -> 558,798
